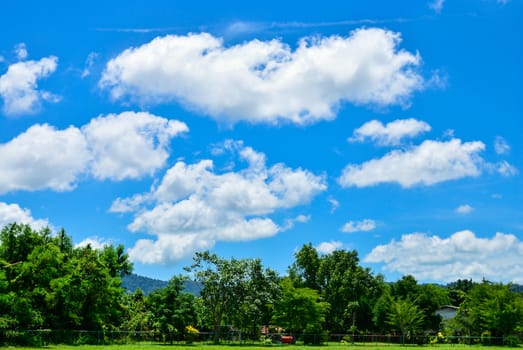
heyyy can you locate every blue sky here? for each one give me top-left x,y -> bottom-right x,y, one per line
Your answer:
0,0 -> 521,284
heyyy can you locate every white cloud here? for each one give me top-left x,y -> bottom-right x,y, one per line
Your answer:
81,52 -> 99,78
328,197 -> 340,213
283,214 -> 311,230
75,236 -> 112,250
341,219 -> 377,233
455,204 -> 474,215
494,136 -> 510,155
0,55 -> 59,116
0,124 -> 90,193
316,241 -> 343,254
429,0 -> 445,13
364,230 -> 523,283
14,43 -> 28,60
0,112 -> 187,193
0,202 -> 49,229
82,111 -> 188,180
100,28 -> 423,125
349,118 -> 431,146
118,143 -> 327,264
496,160 -> 517,177
339,139 -> 485,188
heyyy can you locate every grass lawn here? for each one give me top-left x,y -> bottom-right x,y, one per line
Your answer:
9,344 -> 517,350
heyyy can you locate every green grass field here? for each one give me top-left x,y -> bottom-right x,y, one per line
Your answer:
9,344 -> 517,350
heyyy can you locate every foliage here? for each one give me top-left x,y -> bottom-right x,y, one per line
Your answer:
0,223 -> 132,334
386,297 -> 425,342
146,276 -> 197,343
290,244 -> 386,333
451,281 -> 523,338
186,251 -> 280,343
271,278 -> 329,335
185,325 -> 199,343
1,223 -> 522,347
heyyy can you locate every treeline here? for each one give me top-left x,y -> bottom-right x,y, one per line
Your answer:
1,224 -> 522,346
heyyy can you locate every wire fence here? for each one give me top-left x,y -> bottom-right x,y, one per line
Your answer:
0,329 -> 520,347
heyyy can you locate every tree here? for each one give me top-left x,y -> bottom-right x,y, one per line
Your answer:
121,288 -> 153,332
99,244 -> 133,278
187,251 -> 277,343
387,297 -> 425,344
416,283 -> 450,331
146,276 -> 197,343
0,223 -> 132,335
317,249 -> 384,332
271,278 -> 329,338
453,281 -> 523,338
289,243 -> 320,290
230,259 -> 280,338
447,279 -> 475,306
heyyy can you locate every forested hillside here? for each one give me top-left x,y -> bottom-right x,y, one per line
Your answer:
122,274 -> 202,295
0,223 -> 522,346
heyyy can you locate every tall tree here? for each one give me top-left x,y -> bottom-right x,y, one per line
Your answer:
230,258 -> 280,337
289,243 -> 320,290
187,251 -> 277,343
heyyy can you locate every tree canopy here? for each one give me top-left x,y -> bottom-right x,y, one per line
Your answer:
0,224 -> 522,346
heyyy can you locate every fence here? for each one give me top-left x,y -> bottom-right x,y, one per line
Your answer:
0,329 -> 520,347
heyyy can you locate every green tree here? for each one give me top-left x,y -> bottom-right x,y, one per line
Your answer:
271,278 -> 329,336
289,243 -> 320,290
447,279 -> 475,306
416,283 -> 450,331
121,288 -> 153,332
0,223 -> 131,335
230,259 -> 281,338
187,251 -> 258,343
453,281 -> 523,338
387,297 -> 425,343
100,244 -> 133,278
147,276 -> 197,343
317,249 -> 384,332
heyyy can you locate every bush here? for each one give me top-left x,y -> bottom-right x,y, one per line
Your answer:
184,325 -> 199,344
505,335 -> 521,347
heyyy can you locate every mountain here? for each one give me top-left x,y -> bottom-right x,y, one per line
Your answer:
121,274 -> 202,296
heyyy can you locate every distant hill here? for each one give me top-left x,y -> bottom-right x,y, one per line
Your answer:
122,274 -> 202,296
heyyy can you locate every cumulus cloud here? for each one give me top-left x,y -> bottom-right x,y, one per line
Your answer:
0,54 -> 59,116
364,230 -> 523,283
100,28 -> 423,125
114,142 -> 327,264
317,241 -> 343,254
82,111 -> 188,180
0,124 -> 90,193
0,202 -> 49,229
339,139 -> 486,188
349,118 -> 431,146
0,112 -> 187,193
494,136 -> 510,155
455,204 -> 474,215
341,219 -> 377,233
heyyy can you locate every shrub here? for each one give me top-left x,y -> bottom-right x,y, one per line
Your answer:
184,325 -> 199,344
